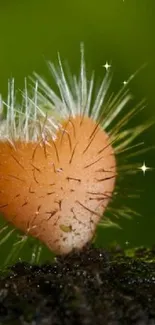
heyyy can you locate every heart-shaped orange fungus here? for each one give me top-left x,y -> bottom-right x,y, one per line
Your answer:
0,115 -> 116,254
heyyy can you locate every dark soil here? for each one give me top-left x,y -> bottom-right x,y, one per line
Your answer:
0,246 -> 155,325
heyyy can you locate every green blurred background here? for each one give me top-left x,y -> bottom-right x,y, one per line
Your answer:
0,0 -> 155,265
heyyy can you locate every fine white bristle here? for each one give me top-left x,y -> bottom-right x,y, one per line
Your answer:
0,46 -> 151,149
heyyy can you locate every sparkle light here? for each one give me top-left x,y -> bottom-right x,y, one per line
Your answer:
122,74 -> 134,87
123,80 -> 127,86
103,62 -> 111,71
138,161 -> 151,175
125,241 -> 129,245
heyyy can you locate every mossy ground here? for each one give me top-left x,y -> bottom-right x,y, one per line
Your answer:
0,246 -> 155,325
